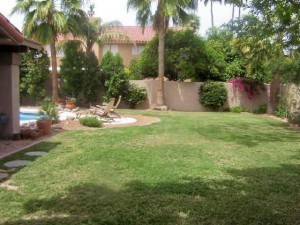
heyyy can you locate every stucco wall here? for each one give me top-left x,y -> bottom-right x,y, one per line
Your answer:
130,80 -> 269,112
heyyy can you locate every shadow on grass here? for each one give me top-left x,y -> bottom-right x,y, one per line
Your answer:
3,164 -> 300,225
194,119 -> 300,147
0,141 -> 61,182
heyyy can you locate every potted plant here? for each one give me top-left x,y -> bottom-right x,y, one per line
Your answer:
36,115 -> 52,135
65,97 -> 76,110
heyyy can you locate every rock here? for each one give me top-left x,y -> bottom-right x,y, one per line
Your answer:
72,107 -> 80,112
4,160 -> 32,168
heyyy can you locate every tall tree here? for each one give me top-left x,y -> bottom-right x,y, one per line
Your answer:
127,0 -> 198,107
202,0 -> 222,28
12,0 -> 85,98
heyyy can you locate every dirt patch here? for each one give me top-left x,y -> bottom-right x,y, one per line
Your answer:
0,114 -> 159,159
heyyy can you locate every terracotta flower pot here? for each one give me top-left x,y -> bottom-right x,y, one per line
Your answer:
65,101 -> 75,110
36,120 -> 52,135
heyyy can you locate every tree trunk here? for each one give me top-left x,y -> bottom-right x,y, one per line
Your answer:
238,6 -> 241,21
157,27 -> 165,107
232,4 -> 235,25
50,40 -> 59,98
211,1 -> 214,27
267,74 -> 281,114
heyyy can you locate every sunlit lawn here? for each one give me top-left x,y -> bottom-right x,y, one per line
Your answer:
0,111 -> 300,225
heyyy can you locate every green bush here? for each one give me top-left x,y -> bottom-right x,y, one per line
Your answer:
20,49 -> 49,102
288,112 -> 300,125
60,41 -> 86,99
79,117 -> 103,127
140,29 -> 209,81
124,84 -> 147,108
127,59 -> 143,80
41,98 -> 58,123
253,104 -> 267,114
101,51 -> 129,102
199,81 -> 228,111
229,106 -> 247,113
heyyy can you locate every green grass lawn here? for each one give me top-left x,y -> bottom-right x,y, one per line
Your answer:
0,111 -> 300,225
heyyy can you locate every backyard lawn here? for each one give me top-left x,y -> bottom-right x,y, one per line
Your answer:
0,111 -> 300,225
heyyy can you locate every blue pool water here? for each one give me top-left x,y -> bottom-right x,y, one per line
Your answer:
20,112 -> 41,121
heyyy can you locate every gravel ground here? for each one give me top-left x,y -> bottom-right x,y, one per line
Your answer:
0,114 -> 160,159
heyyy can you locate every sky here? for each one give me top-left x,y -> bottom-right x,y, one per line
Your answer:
0,0 -> 248,36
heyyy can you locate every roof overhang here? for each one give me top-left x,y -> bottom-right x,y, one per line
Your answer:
0,13 -> 41,53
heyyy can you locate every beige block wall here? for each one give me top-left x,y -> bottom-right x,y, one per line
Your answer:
130,80 -> 269,112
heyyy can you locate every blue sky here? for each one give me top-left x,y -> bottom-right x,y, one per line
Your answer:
0,0 -> 248,36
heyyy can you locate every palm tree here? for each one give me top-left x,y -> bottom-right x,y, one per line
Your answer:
12,0 -> 85,98
68,15 -> 128,55
127,0 -> 198,107
202,0 -> 222,27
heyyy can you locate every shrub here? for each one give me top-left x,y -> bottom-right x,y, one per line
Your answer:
288,112 -> 300,125
20,49 -> 49,102
199,81 -> 228,111
101,51 -> 129,102
124,84 -> 147,108
41,98 -> 58,123
230,106 -> 247,113
140,29 -> 209,81
60,41 -> 86,99
83,52 -> 101,103
230,77 -> 266,100
253,104 -> 267,114
127,59 -> 143,80
79,117 -> 103,127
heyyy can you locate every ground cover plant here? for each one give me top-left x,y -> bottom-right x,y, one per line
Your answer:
0,111 -> 300,224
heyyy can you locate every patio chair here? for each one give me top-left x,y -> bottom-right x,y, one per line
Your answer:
110,95 -> 122,118
90,98 -> 115,121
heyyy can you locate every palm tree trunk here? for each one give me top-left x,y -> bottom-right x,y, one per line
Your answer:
232,4 -> 235,21
157,26 -> 165,107
211,1 -> 214,27
238,6 -> 241,21
50,40 -> 59,98
268,74 -> 281,114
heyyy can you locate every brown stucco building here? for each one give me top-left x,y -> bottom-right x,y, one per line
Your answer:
0,13 -> 40,138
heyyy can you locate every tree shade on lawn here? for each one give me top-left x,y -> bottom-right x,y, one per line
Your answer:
0,111 -> 300,224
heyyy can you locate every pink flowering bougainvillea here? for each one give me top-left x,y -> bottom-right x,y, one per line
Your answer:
230,77 -> 266,100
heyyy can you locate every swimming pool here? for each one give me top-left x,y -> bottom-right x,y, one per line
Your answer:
20,112 -> 41,122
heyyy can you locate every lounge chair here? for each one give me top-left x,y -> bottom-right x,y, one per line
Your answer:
110,95 -> 121,118
90,98 -> 115,121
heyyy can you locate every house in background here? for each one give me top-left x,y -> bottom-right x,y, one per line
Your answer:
0,13 -> 40,138
45,26 -> 155,69
98,26 -> 155,67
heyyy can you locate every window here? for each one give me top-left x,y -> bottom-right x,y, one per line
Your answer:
132,45 -> 144,55
103,45 -> 119,55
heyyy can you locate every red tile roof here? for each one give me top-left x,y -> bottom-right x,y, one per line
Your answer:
112,26 -> 155,43
0,13 -> 40,50
0,13 -> 24,43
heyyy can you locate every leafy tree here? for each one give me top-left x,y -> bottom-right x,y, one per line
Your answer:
60,41 -> 86,99
127,0 -> 198,107
12,0 -> 85,98
83,52 -> 101,104
140,29 -> 209,81
127,59 -> 143,80
205,27 -> 246,81
20,49 -> 49,102
101,51 -> 129,102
